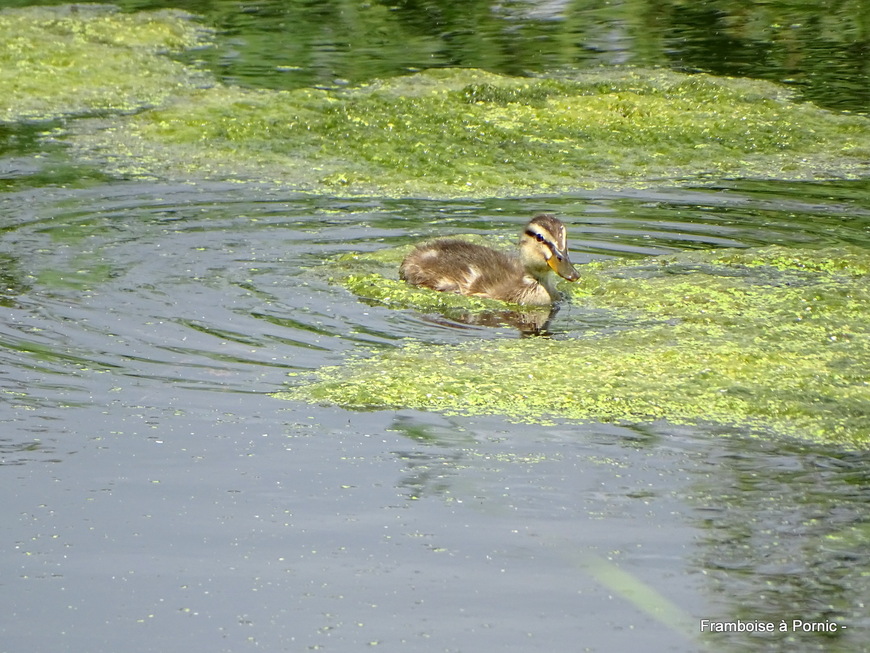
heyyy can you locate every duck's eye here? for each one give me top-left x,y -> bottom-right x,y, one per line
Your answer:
525,229 -> 548,244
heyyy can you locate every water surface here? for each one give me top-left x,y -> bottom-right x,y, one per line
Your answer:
3,179 -> 869,652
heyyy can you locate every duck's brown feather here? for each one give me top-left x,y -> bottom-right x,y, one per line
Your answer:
399,239 -> 552,305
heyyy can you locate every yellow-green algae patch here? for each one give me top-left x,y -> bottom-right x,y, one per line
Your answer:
67,67 -> 870,196
0,4 -> 211,123
279,246 -> 870,449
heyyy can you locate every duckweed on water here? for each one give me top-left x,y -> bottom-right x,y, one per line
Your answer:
0,5 -> 210,122
281,246 -> 870,449
5,6 -> 870,194
69,67 -> 870,196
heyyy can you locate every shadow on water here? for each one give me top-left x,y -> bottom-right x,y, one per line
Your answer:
689,436 -> 870,650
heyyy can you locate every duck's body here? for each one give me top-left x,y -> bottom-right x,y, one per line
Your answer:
399,214 -> 579,305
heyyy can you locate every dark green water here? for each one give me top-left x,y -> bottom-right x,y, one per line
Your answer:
181,0 -> 869,113
1,2 -> 869,652
2,0 -> 867,112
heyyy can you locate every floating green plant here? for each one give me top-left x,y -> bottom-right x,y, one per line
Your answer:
0,4 -> 210,123
67,66 -> 870,196
280,245 -> 870,449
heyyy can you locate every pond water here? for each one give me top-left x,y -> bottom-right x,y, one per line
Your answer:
2,1 -> 870,653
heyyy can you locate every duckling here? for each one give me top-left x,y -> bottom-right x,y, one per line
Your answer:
399,213 -> 579,305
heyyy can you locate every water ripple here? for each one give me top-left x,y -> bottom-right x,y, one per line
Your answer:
1,179 -> 868,406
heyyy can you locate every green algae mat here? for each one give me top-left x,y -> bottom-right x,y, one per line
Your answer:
67,67 -> 870,196
4,6 -> 869,195
0,5 -> 210,122
279,245 -> 870,449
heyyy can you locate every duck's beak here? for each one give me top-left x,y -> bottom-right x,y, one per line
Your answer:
547,248 -> 580,281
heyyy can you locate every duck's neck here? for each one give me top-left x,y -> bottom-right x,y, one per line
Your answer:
510,270 -> 560,305
531,270 -> 561,301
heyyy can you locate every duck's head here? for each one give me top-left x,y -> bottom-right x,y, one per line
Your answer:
519,213 -> 580,282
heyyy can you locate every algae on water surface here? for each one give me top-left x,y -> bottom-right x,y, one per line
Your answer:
3,5 -> 870,195
67,67 -> 870,196
0,4 -> 211,123
281,245 -> 870,449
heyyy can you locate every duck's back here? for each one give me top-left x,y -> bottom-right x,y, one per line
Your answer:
400,240 -> 525,300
